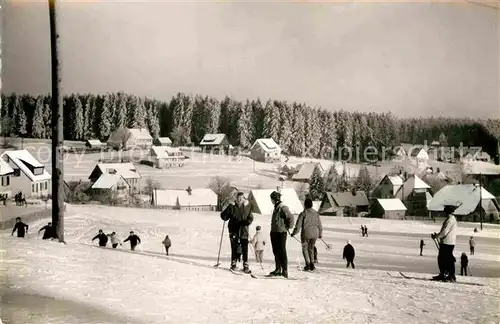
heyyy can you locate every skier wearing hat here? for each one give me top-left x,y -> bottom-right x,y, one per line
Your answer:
220,192 -> 254,273
268,190 -> 294,278
123,231 -> 141,251
343,240 -> 355,269
250,225 -> 266,264
431,205 -> 457,282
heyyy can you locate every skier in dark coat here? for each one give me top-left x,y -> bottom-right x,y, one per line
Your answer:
220,192 -> 254,273
343,240 -> 355,269
460,252 -> 469,276
162,235 -> 171,255
38,222 -> 54,240
431,205 -> 457,282
92,229 -> 109,247
123,231 -> 141,251
420,239 -> 425,256
12,217 -> 29,238
268,191 -> 294,278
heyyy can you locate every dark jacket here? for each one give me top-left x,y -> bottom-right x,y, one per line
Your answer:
12,222 -> 29,237
343,244 -> 355,261
92,233 -> 108,246
39,225 -> 54,239
162,237 -> 171,247
124,234 -> 141,246
461,254 -> 468,266
420,240 -> 425,248
270,202 -> 294,233
220,202 -> 253,239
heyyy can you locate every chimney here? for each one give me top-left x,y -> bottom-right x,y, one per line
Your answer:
186,186 -> 192,195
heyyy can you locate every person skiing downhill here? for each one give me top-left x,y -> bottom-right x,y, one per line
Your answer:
431,205 -> 457,282
343,240 -> 356,269
268,191 -> 294,278
291,198 -> 323,272
250,226 -> 265,265
92,229 -> 109,247
123,231 -> 141,251
107,232 -> 122,249
220,192 -> 254,273
162,235 -> 172,255
38,222 -> 54,240
12,217 -> 29,238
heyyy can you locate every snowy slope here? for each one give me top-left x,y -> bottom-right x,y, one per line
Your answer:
2,205 -> 500,324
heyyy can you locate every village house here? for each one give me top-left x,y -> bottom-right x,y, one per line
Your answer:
291,162 -> 324,182
0,158 -> 14,198
371,174 -> 404,199
0,150 -> 52,198
90,173 -> 131,199
319,190 -> 369,217
247,187 -> 303,216
85,139 -> 106,150
199,134 -> 231,153
153,137 -> 173,146
149,146 -> 185,169
410,147 -> 429,165
152,187 -> 217,211
107,128 -> 153,150
250,138 -> 282,163
394,174 -> 433,216
370,198 -> 407,219
88,162 -> 141,193
461,147 -> 491,163
428,184 -> 500,222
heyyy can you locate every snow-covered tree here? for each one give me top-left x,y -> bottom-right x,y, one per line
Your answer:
324,165 -> 339,192
262,100 -> 280,140
308,165 -> 325,200
73,96 -> 84,140
32,97 -> 46,138
237,100 -> 253,148
289,103 -> 306,156
355,164 -> 373,193
278,102 -> 292,153
99,95 -> 112,140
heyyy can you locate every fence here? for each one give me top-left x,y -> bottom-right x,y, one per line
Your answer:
0,208 -> 52,230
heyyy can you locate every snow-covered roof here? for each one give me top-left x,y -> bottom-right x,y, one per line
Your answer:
155,137 -> 172,145
248,188 -> 303,215
428,184 -> 497,215
95,163 -> 141,179
0,158 -> 14,175
312,200 -> 322,212
292,162 -> 323,181
199,134 -> 227,146
150,146 -> 183,159
251,138 -> 281,152
462,161 -> 500,175
128,128 -> 153,140
155,188 -> 217,207
86,139 -> 105,146
377,198 -> 407,211
91,173 -> 129,190
395,175 -> 430,200
327,191 -> 370,207
387,175 -> 404,186
1,149 -> 51,182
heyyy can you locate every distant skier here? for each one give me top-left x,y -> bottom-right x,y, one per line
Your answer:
92,229 -> 109,247
250,226 -> 265,265
431,205 -> 457,282
124,231 -> 141,251
268,191 -> 294,278
420,239 -> 425,256
220,192 -> 253,273
38,222 -> 54,240
107,232 -> 122,249
364,226 -> 368,237
469,237 -> 475,255
360,225 -> 365,237
460,252 -> 469,276
12,217 -> 29,238
291,198 -> 323,272
343,240 -> 355,269
162,235 -> 172,255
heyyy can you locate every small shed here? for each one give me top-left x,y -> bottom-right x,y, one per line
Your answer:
291,162 -> 324,182
153,137 -> 172,147
85,139 -> 106,149
199,134 -> 230,153
371,198 -> 407,220
247,187 -> 303,216
250,138 -> 282,163
107,128 -> 153,150
319,190 -> 369,217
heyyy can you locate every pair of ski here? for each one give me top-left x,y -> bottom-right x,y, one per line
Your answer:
390,271 -> 484,287
228,268 -> 302,281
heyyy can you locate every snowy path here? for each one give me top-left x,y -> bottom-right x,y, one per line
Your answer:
1,206 -> 500,323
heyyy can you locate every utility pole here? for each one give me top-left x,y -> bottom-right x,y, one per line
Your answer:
479,173 -> 483,231
49,0 -> 65,243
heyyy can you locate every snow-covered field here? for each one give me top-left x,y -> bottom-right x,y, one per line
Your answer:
2,205 -> 500,324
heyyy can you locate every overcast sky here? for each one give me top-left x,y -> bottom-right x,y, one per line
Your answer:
2,1 -> 499,118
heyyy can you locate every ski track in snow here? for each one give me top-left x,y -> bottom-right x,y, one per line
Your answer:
1,205 -> 500,324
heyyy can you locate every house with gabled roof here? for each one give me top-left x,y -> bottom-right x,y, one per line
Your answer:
371,174 -> 404,199
428,184 -> 500,222
371,198 -> 407,219
291,162 -> 324,182
247,187 -> 303,216
394,174 -> 432,216
250,138 -> 282,163
0,149 -> 51,198
149,146 -> 185,168
88,162 -> 141,192
85,139 -> 106,149
0,158 -> 14,198
153,137 -> 173,147
91,173 -> 131,198
199,133 -> 230,153
319,190 -> 369,217
107,128 -> 153,150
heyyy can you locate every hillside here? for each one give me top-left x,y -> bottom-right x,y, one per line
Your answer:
2,205 -> 500,323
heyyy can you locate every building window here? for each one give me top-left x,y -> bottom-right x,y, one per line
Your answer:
32,184 -> 35,192
6,176 -> 9,186
1,177 -> 3,186
36,183 -> 39,193
44,182 -> 47,190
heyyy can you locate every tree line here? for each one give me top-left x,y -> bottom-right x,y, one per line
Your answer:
1,92 -> 499,160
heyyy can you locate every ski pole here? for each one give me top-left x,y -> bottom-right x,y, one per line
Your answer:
214,220 -> 226,268
288,230 -> 301,243
320,238 -> 332,251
